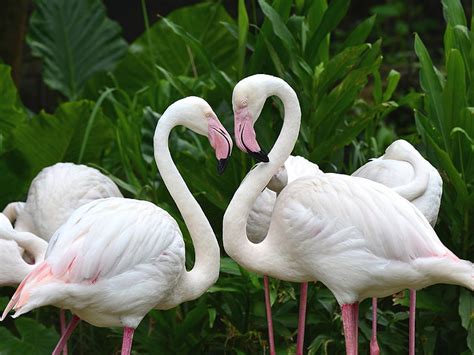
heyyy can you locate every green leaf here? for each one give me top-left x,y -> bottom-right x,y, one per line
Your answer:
0,64 -> 27,135
306,0 -> 351,64
443,49 -> 466,134
237,0 -> 249,78
27,0 -> 127,100
12,100 -> 113,175
458,289 -> 474,352
115,3 -> 236,92
342,14 -> 376,49
0,317 -> 59,354
442,0 -> 467,26
383,69 -> 401,101
258,0 -> 297,53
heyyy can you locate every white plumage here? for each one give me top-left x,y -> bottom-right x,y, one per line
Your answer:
4,162 -> 123,241
2,97 -> 232,355
224,74 -> 473,355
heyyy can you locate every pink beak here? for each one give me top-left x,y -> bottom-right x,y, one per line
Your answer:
208,116 -> 233,174
234,108 -> 268,163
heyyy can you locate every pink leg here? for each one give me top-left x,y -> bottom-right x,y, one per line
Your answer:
296,282 -> 308,355
59,309 -> 68,355
409,289 -> 416,355
121,327 -> 135,355
353,302 -> 359,355
370,298 -> 380,355
263,275 -> 276,355
341,303 -> 359,355
52,315 -> 80,355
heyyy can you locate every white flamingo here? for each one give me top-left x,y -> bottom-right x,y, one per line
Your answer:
3,162 -> 123,241
223,74 -> 473,355
247,155 -> 322,354
0,213 -> 47,286
1,162 -> 123,352
352,139 -> 442,355
1,97 -> 232,355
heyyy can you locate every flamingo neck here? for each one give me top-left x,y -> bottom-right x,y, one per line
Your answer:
154,117 -> 219,304
390,149 -> 429,202
2,229 -> 48,263
223,78 -> 301,275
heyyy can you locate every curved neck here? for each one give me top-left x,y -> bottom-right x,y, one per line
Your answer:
0,229 -> 47,263
154,118 -> 219,304
390,151 -> 429,201
223,79 -> 301,275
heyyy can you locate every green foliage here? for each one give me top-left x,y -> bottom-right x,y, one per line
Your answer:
414,0 -> 474,351
0,0 -> 470,354
27,0 -> 127,100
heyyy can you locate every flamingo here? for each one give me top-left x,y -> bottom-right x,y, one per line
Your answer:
1,97 -> 232,355
1,162 -> 123,353
0,213 -> 48,286
223,74 -> 473,355
3,162 -> 123,241
352,139 -> 442,355
247,155 -> 322,354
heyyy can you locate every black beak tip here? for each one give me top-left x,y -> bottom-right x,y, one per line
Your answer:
217,158 -> 229,175
249,150 -> 269,163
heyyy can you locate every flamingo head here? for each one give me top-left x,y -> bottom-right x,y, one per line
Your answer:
165,97 -> 233,174
232,75 -> 269,163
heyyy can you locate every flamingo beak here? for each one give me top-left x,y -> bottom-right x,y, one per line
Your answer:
208,115 -> 232,175
234,107 -> 269,163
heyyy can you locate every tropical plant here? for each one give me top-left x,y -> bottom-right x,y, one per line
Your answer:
414,0 -> 474,352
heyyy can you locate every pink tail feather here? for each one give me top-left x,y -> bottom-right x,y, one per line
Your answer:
1,262 -> 52,320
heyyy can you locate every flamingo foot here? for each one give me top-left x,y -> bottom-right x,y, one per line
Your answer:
52,315 -> 80,355
296,282 -> 308,355
121,327 -> 135,355
370,337 -> 380,355
409,289 -> 416,355
263,275 -> 276,355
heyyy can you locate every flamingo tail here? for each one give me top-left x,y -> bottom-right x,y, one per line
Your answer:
1,261 -> 53,320
420,258 -> 473,291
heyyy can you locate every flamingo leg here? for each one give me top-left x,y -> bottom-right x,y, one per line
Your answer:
59,309 -> 68,355
296,282 -> 308,355
409,289 -> 416,355
121,327 -> 135,355
263,275 -> 276,355
341,303 -> 359,355
370,298 -> 380,355
52,315 -> 80,355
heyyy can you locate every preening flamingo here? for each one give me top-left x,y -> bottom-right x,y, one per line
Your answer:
3,162 -> 123,241
1,162 -> 123,353
247,155 -> 322,354
352,139 -> 442,355
1,97 -> 232,355
0,213 -> 47,286
223,74 -> 473,355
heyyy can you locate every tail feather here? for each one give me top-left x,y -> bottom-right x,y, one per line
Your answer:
423,258 -> 474,291
1,262 -> 53,321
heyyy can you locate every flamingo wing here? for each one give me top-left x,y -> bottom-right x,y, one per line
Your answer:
352,158 -> 414,188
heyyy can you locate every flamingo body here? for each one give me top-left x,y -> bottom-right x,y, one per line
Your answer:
352,140 -> 442,226
9,163 -> 123,241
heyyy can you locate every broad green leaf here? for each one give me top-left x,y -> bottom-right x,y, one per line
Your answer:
12,100 -> 113,176
27,0 -> 127,99
342,15 -> 377,49
0,317 -> 59,354
443,49 -> 466,133
258,0 -> 298,53
115,3 -> 236,92
237,0 -> 249,78
0,64 -> 27,135
442,0 -> 467,26
414,33 -> 447,145
306,0 -> 351,64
